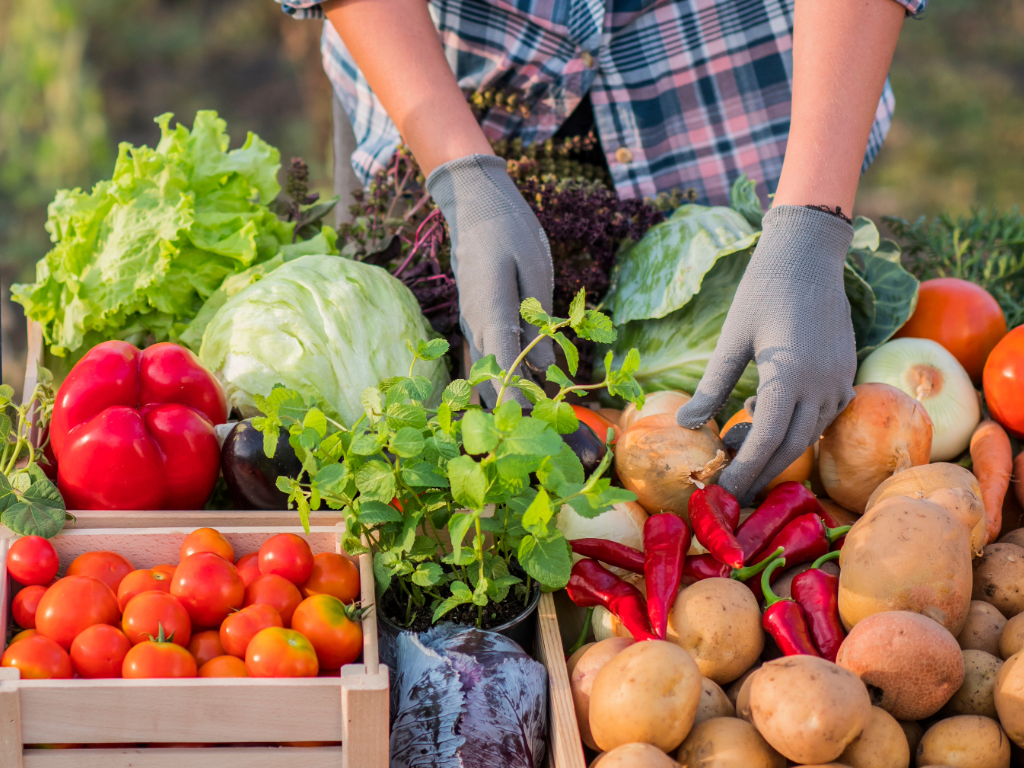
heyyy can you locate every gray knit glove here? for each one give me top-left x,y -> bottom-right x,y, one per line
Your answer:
427,154 -> 555,405
676,205 -> 857,504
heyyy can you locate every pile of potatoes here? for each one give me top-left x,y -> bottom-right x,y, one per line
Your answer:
567,462 -> 1024,768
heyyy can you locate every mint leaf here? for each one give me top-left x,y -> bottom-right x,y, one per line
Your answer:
350,431 -> 386,456
442,379 -> 472,410
448,509 -> 481,564
461,410 -> 501,455
404,376 -> 435,402
520,298 -> 551,328
372,551 -> 393,593
303,408 -> 328,438
412,562 -> 443,587
568,289 -> 586,328
497,418 -> 563,457
361,387 -> 384,422
574,310 -> 616,343
550,331 -> 579,376
518,532 -> 572,589
545,365 -> 574,390
447,455 -> 488,509
469,355 -> 503,384
433,580 -> 474,622
492,400 -> 522,433
401,460 -> 450,488
551,441 -> 585,485
521,487 -> 554,537
314,462 -> 350,493
354,460 -> 397,502
385,403 -> 427,430
532,399 -> 580,435
416,338 -> 450,362
514,378 -> 547,404
389,427 -> 425,458
357,500 -> 403,525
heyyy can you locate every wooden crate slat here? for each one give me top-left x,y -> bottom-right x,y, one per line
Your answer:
340,667 -> 389,768
28,509 -> 344,530
0,683 -> 24,768
535,592 -> 586,768
23,746 -> 344,768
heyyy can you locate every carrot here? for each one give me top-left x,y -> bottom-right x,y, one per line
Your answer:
1014,453 -> 1024,511
970,419 -> 1013,544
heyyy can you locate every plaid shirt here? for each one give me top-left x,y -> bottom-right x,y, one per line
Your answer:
279,0 -> 926,205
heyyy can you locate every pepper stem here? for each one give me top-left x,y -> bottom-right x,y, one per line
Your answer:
567,607 -> 594,655
760,557 -> 788,608
811,550 -> 842,570
731,546 -> 784,582
826,524 -> 851,545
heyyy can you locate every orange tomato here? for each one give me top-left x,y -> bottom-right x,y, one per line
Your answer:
122,631 -> 198,679
198,655 -> 248,678
12,584 -> 47,629
984,325 -> 1024,437
66,551 -> 135,593
220,604 -> 283,658
187,630 -> 226,668
11,628 -> 38,643
116,568 -> 173,612
152,564 -> 177,578
235,552 -> 262,587
720,408 -> 815,494
245,574 -> 302,626
291,595 -> 363,670
170,552 -> 245,627
35,575 -> 120,650
895,277 -> 1006,383
180,528 -> 235,562
1,635 -> 73,679
122,591 -> 192,647
70,624 -> 132,679
300,552 -> 360,603
570,404 -> 621,443
245,627 -> 319,678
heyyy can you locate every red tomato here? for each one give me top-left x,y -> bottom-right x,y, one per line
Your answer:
291,595 -> 363,669
12,585 -> 48,629
258,534 -> 314,585
895,277 -> 1007,382
570,404 -> 621,443
1,635 -> 73,679
198,655 -> 248,678
245,627 -> 318,678
66,550 -> 135,593
11,628 -> 38,643
35,576 -> 120,650
235,552 -> 262,587
70,624 -> 132,678
6,536 -> 59,586
122,633 -> 198,679
187,630 -> 226,668
245,574 -> 302,626
116,568 -> 173,612
300,552 -> 360,603
122,591 -> 192,647
984,326 -> 1024,437
180,528 -> 234,562
152,564 -> 177,577
170,552 -> 245,627
220,604 -> 283,658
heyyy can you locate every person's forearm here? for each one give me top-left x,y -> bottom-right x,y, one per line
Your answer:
322,0 -> 492,176
773,0 -> 905,213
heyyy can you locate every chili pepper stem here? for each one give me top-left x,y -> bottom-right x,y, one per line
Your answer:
733,546 -> 784,581
760,557 -> 788,607
811,550 -> 842,570
826,524 -> 851,545
567,607 -> 594,655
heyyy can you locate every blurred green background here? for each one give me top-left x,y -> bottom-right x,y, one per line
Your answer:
2,0 -> 1022,393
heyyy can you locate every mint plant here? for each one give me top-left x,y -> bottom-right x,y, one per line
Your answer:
253,289 -> 644,628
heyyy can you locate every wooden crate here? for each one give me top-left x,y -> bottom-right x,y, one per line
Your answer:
535,592 -> 586,768
0,525 -> 389,768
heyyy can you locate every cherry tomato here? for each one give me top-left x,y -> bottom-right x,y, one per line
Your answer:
6,536 -> 59,586
152,564 -> 177,577
291,595 -> 363,669
245,574 -> 302,626
187,630 -> 226,668
116,568 -> 173,612
300,552 -> 360,603
245,627 -> 318,678
11,628 -> 38,643
66,550 -> 134,593
122,591 -> 192,647
220,603 -> 283,658
198,655 -> 248,678
258,534 -> 314,585
180,527 -> 234,562
235,552 -> 262,587
1,635 -> 73,679
895,277 -> 1006,382
170,552 -> 245,627
122,627 -> 198,679
12,585 -> 48,629
984,326 -> 1024,438
570,404 -> 621,443
70,624 -> 132,678
35,576 -> 120,650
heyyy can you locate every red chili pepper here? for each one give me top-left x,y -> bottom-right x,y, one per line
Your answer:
751,513 -> 850,568
681,546 -> 784,586
643,514 -> 691,639
761,557 -> 820,657
569,539 -> 644,574
791,550 -> 845,661
688,485 -> 744,569
566,559 -> 659,642
735,481 -> 828,561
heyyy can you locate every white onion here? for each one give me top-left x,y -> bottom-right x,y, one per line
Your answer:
557,501 -> 648,577
856,338 -> 980,461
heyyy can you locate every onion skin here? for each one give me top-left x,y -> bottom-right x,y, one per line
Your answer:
818,383 -> 933,513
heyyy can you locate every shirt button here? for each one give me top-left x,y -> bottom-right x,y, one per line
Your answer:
580,51 -> 594,68
615,147 -> 633,164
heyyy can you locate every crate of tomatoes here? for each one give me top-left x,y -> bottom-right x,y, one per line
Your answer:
0,524 -> 387,768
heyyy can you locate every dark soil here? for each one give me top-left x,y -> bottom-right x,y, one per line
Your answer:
379,579 -> 538,633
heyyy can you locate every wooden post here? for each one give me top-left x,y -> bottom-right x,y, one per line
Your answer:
0,673 -> 24,768
536,593 -> 586,768
340,667 -> 389,768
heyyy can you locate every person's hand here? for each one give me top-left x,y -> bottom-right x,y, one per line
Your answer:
676,205 -> 857,504
427,154 -> 555,405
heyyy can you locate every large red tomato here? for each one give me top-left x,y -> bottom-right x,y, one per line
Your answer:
6,536 -> 59,586
1,635 -> 73,679
220,604 -> 283,658
180,528 -> 234,562
70,624 -> 132,678
35,576 -> 120,649
116,568 -> 173,612
895,277 -> 1007,382
122,591 -> 192,647
198,655 -> 248,678
245,628 -> 318,678
300,552 -> 360,603
170,552 -> 245,627
258,534 -> 314,585
984,325 -> 1024,437
234,552 -> 262,587
66,551 -> 135,593
12,585 -> 48,629
122,631 -> 198,679
187,630 -> 226,668
291,595 -> 363,669
245,575 -> 302,627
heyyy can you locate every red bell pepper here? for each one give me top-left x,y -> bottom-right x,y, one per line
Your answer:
761,557 -> 820,657
791,551 -> 845,661
50,341 -> 227,510
643,513 -> 690,639
688,485 -> 744,568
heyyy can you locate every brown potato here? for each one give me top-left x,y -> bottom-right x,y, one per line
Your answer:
838,497 -> 972,635
748,656 -> 871,764
666,578 -> 764,684
566,642 -> 595,679
837,706 -> 909,768
940,650 -> 1003,719
917,715 -> 1010,768
734,669 -> 757,723
972,543 -> 1024,619
957,601 -> 1007,656
725,662 -> 760,708
571,638 -> 634,751
836,611 -> 965,720
591,742 -> 680,768
999,613 -> 1024,660
675,717 -> 785,768
898,721 -> 924,756
998,528 -> 1024,549
994,652 -> 1024,747
589,640 -> 703,753
693,677 -> 735,726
